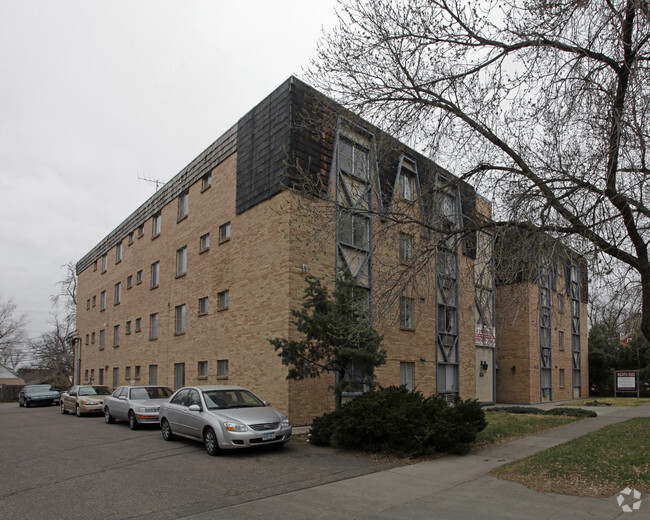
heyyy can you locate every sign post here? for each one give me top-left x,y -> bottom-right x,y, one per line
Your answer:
614,370 -> 640,398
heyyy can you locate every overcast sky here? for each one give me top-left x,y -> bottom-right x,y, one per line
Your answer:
0,0 -> 338,339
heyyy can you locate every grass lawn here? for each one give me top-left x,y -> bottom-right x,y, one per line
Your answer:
473,411 -> 584,449
492,418 -> 650,497
559,397 -> 650,407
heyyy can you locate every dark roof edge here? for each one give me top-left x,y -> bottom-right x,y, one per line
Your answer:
76,123 -> 237,275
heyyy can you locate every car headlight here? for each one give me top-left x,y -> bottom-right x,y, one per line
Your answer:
281,417 -> 290,427
223,421 -> 247,432
81,400 -> 99,406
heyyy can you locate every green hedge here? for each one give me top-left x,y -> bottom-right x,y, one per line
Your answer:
309,386 -> 487,457
486,406 -> 597,417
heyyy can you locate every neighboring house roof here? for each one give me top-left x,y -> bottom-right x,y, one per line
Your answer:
0,364 -> 25,385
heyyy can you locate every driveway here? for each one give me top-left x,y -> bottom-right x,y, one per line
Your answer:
0,402 -> 396,519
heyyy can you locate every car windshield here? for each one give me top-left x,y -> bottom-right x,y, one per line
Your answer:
203,389 -> 265,410
79,386 -> 112,396
25,385 -> 54,394
131,387 -> 173,400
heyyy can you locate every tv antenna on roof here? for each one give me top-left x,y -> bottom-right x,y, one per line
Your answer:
138,175 -> 163,191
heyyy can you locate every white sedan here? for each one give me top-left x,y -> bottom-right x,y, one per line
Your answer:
159,385 -> 292,455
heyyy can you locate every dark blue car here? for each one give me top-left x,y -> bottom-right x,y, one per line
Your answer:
19,385 -> 61,407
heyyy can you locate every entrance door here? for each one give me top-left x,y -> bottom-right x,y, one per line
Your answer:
476,347 -> 495,404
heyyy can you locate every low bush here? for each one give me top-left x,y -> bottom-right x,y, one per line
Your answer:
309,386 -> 486,457
486,406 -> 597,418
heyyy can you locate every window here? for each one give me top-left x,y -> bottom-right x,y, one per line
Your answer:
559,330 -> 565,351
101,254 -> 108,273
400,297 -> 415,329
99,368 -> 104,384
100,291 -> 106,311
399,233 -> 414,264
199,297 -> 209,315
558,294 -> 564,313
126,321 -> 132,334
128,232 -> 134,245
217,359 -> 229,378
174,363 -> 185,389
339,211 -> 369,250
90,368 -> 94,381
92,295 -> 96,307
400,362 -> 415,391
135,366 -> 141,379
135,317 -> 142,332
200,233 -> 210,252
150,313 -> 158,340
559,368 -> 565,387
86,299 -> 90,310
137,224 -> 144,238
93,260 -> 98,272
113,325 -> 120,347
113,367 -> 119,388
85,334 -> 89,345
125,366 -> 131,380
91,332 -> 95,344
136,270 -> 143,285
219,222 -> 231,242
115,241 -> 123,263
84,369 -> 89,381
198,361 -> 208,378
151,261 -> 160,288
152,213 -> 161,237
99,330 -> 105,350
201,173 -> 211,191
175,304 -> 186,334
176,247 -> 187,276
126,275 -> 133,289
339,138 -> 369,180
149,365 -> 158,385
399,172 -> 414,200
114,282 -> 121,305
218,290 -> 229,310
177,190 -> 189,221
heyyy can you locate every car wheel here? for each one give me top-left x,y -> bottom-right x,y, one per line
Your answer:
104,408 -> 115,424
128,411 -> 139,430
61,402 -> 68,414
161,419 -> 175,441
204,427 -> 220,456
19,399 -> 23,407
25,400 -> 30,408
75,405 -> 82,417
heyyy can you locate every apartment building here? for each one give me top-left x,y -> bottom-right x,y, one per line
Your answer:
75,77 -> 587,423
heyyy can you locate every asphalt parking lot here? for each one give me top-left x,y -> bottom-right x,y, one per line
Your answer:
0,402 -> 396,520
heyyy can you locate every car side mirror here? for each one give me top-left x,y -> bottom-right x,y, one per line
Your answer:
263,401 -> 270,407
188,404 -> 201,412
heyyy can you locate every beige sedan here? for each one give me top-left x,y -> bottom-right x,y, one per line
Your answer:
61,385 -> 113,416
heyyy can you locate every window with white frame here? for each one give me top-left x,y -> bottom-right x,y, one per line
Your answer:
136,269 -> 143,284
151,261 -> 160,288
400,297 -> 415,329
126,275 -> 133,289
219,222 -> 231,242
176,247 -> 187,276
559,330 -> 565,351
399,233 -> 414,264
152,213 -> 161,237
177,191 -> 189,220
113,324 -> 120,347
115,241 -> 123,263
101,254 -> 108,273
126,321 -> 132,334
137,224 -> 144,238
150,313 -> 158,340
135,317 -> 141,332
399,172 -> 414,200
175,304 -> 186,334
218,290 -> 229,310
114,282 -> 121,305
400,362 -> 415,391
99,330 -> 105,349
217,359 -> 229,378
135,365 -> 141,379
202,173 -> 211,190
100,291 -> 106,311
125,366 -> 131,380
198,361 -> 208,377
199,297 -> 209,315
200,233 -> 210,252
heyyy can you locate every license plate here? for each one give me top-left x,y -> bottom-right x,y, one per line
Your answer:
262,432 -> 276,441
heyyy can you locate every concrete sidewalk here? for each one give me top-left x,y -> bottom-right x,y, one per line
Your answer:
187,404 -> 650,520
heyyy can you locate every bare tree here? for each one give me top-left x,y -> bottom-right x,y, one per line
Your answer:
309,0 -> 650,340
26,262 -> 77,382
0,295 -> 27,371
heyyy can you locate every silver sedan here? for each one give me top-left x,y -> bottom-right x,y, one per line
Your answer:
159,385 -> 292,455
103,385 -> 173,429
